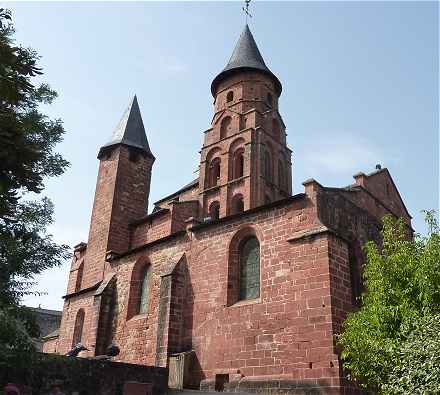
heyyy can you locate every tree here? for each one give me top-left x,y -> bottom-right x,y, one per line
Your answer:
338,211 -> 440,393
0,8 -> 70,368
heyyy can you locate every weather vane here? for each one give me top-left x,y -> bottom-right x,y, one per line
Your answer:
242,0 -> 252,23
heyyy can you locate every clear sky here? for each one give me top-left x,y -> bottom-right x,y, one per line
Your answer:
8,1 -> 438,310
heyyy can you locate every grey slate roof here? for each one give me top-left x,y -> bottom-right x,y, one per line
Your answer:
211,24 -> 282,96
100,95 -> 154,158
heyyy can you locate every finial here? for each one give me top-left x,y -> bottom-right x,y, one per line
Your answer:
242,0 -> 252,23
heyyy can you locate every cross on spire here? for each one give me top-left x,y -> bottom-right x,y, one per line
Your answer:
242,0 -> 252,23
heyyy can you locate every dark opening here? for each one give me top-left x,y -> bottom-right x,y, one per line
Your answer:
72,309 -> 85,347
264,150 -> 272,179
215,374 -> 229,392
233,149 -> 244,179
209,158 -> 221,187
220,116 -> 231,139
226,91 -> 234,103
210,201 -> 220,221
278,160 -> 285,191
267,92 -> 273,107
349,241 -> 363,306
232,195 -> 244,214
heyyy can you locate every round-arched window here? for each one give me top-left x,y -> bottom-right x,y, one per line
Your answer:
209,201 -> 220,220
233,148 -> 244,179
209,158 -> 221,187
267,92 -> 273,107
239,237 -> 260,300
138,265 -> 151,315
232,194 -> 244,214
226,91 -> 234,103
72,309 -> 85,347
220,116 -> 232,139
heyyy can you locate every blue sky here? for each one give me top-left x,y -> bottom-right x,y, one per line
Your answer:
8,1 -> 438,310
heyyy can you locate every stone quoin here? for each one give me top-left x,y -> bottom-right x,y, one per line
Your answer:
51,24 -> 412,394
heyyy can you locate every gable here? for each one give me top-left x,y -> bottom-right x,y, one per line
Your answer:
356,168 -> 411,221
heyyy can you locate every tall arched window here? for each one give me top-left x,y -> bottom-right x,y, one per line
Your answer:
267,92 -> 273,107
272,119 -> 280,140
75,261 -> 84,292
220,116 -> 232,139
139,265 -> 151,315
209,201 -> 220,220
239,237 -> 260,301
233,148 -> 244,179
264,150 -> 273,180
226,91 -> 234,103
209,158 -> 221,187
72,309 -> 85,347
231,194 -> 244,214
278,160 -> 285,191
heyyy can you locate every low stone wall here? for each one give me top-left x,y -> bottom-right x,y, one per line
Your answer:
1,353 -> 168,395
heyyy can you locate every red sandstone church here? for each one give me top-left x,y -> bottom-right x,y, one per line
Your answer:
47,25 -> 412,393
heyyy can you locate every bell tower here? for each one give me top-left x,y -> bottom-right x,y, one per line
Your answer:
83,95 -> 155,287
199,25 -> 292,220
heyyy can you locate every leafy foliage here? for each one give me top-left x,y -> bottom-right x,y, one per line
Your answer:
338,211 -> 440,393
0,8 -> 70,368
385,314 -> 440,394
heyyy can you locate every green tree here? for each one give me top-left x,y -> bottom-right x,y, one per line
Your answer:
338,211 -> 440,393
0,8 -> 70,368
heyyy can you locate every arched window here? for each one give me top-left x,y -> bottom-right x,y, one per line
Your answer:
239,237 -> 260,301
75,261 -> 84,292
272,119 -> 280,140
138,265 -> 151,315
127,261 -> 152,319
233,148 -> 244,179
226,91 -> 234,103
72,309 -> 85,347
209,201 -> 220,220
209,158 -> 221,187
264,150 -> 272,180
267,92 -> 273,107
278,160 -> 285,191
231,194 -> 244,214
220,116 -> 232,139
265,194 -> 271,204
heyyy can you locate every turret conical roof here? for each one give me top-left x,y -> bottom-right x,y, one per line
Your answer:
99,95 -> 154,159
211,24 -> 282,96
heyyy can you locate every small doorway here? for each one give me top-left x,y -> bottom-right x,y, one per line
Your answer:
214,374 -> 229,392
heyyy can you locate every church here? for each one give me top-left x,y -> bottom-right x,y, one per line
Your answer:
49,24 -> 412,394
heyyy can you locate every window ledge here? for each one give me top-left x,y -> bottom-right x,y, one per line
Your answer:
227,176 -> 246,186
127,313 -> 149,323
228,297 -> 261,308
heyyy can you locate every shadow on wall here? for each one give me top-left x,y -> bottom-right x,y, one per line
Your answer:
171,255 -> 203,389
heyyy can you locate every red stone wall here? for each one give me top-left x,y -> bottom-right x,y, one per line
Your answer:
130,212 -> 172,249
352,169 -> 411,225
155,182 -> 199,210
170,201 -> 199,233
81,146 -> 153,288
184,200 -> 340,389
57,294 -> 95,356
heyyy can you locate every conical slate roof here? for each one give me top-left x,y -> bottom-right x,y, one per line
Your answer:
99,95 -> 154,158
211,24 -> 282,96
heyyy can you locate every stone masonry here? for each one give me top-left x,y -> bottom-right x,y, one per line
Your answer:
51,25 -> 413,394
